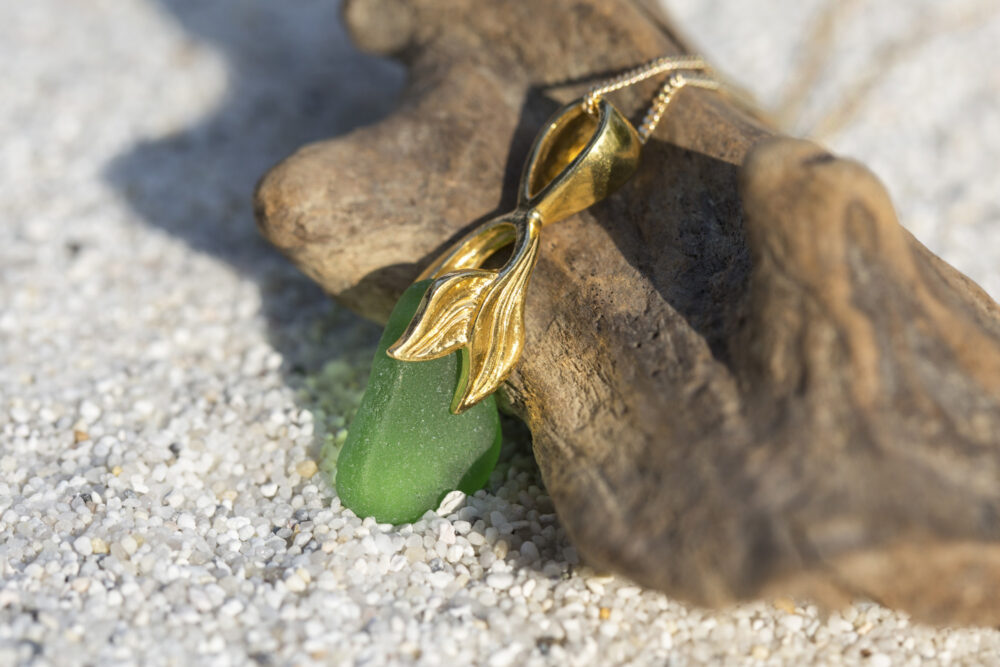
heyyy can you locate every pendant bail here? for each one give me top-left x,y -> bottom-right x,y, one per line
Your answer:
519,98 -> 641,226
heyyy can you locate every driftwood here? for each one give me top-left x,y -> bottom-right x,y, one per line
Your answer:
254,0 -> 1000,625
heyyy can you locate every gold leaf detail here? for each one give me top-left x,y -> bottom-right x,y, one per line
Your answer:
388,269 -> 495,361
452,222 -> 541,412
389,213 -> 542,414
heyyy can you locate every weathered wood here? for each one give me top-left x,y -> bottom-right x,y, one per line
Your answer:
253,0 -> 1000,625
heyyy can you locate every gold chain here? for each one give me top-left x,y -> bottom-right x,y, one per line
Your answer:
583,55 -> 723,143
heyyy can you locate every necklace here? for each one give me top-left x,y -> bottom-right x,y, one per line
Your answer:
333,56 -> 729,524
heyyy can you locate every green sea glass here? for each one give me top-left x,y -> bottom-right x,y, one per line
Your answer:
334,280 -> 502,524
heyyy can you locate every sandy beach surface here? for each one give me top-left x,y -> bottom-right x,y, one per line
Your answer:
2,0 -> 999,664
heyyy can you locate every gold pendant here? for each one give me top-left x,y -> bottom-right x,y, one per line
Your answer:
388,56 -> 727,413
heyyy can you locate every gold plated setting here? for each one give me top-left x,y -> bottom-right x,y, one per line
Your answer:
389,56 -> 723,412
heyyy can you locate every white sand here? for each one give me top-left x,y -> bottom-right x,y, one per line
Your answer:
1,0 -> 998,664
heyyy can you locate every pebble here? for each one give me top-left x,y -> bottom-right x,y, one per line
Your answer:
489,511 -> 509,530
869,653 -> 892,667
295,460 -> 318,478
72,536 -> 92,556
437,522 -> 456,545
486,572 -> 514,590
774,597 -> 797,614
220,599 -> 244,617
285,573 -> 307,593
78,401 -> 101,423
437,490 -> 466,515
446,544 -> 464,563
782,615 -> 805,633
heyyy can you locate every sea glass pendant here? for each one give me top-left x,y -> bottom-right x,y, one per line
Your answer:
335,90 -> 653,525
334,280 -> 502,525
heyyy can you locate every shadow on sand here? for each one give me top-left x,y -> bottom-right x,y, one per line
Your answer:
104,0 -> 404,434
104,0 -> 546,544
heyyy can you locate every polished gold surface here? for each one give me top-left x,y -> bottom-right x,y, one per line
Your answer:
389,57 -> 723,412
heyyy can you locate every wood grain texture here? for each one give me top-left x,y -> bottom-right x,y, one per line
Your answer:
254,0 -> 1000,625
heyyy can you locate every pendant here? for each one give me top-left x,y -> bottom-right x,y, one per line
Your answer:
333,56 -> 725,523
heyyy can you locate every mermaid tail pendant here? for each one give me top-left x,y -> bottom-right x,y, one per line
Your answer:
389,97 -> 642,412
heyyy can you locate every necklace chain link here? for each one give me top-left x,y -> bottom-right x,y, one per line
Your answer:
583,55 -> 723,143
